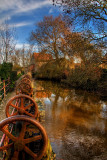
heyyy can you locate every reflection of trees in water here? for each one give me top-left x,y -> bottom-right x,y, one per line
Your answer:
63,89 -> 103,116
36,80 -> 101,103
35,80 -> 107,138
51,92 -> 59,119
35,80 -> 106,121
36,80 -> 69,99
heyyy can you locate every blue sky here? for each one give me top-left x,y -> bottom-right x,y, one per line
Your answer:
1,0 -> 106,51
0,0 -> 61,49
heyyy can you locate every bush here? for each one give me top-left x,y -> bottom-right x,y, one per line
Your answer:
66,65 -> 103,90
17,73 -> 23,79
36,59 -> 69,81
0,63 -> 23,93
12,64 -> 23,71
0,62 -> 13,80
10,71 -> 17,81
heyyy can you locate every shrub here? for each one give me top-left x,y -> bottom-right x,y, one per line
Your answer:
66,65 -> 102,90
10,71 -> 17,81
0,62 -> 13,80
36,59 -> 69,80
17,73 -> 23,79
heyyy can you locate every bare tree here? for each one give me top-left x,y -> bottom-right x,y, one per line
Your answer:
11,49 -> 21,66
0,21 -> 16,62
52,0 -> 107,47
19,44 -> 33,69
26,44 -> 34,66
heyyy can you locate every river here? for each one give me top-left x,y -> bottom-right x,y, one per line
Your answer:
34,80 -> 107,160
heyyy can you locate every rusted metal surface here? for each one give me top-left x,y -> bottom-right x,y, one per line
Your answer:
20,78 -> 31,85
5,94 -> 38,118
23,74 -> 31,80
16,82 -> 33,96
0,115 -> 48,160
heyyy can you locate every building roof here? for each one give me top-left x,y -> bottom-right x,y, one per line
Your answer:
33,52 -> 53,62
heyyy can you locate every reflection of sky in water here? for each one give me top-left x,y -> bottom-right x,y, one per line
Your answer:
100,102 -> 107,119
51,93 -> 55,97
44,98 -> 51,104
102,103 -> 107,111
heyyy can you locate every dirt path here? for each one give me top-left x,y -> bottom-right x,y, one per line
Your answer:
0,90 -> 16,121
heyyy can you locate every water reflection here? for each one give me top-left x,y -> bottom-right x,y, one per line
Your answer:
34,80 -> 107,159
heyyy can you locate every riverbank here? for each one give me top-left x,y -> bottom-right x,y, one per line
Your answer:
33,75 -> 107,100
61,79 -> 107,99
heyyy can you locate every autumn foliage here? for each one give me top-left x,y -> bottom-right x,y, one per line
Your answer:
30,15 -> 106,92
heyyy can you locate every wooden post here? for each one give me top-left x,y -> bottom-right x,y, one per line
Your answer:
3,80 -> 6,98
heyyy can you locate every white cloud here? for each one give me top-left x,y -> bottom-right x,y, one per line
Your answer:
0,0 -> 52,24
0,0 -> 18,13
14,0 -> 52,14
11,22 -> 32,28
16,43 -> 38,52
49,8 -> 53,14
16,43 -> 29,49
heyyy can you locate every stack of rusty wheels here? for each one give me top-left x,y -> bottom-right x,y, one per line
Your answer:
0,74 -> 48,160
16,74 -> 33,97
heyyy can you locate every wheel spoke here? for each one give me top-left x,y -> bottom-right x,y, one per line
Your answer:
10,103 -> 20,110
0,143 -> 13,151
19,122 -> 27,139
1,128 -> 17,141
24,146 -> 37,159
16,86 -> 22,94
24,135 -> 42,144
26,128 -> 37,133
25,103 -> 34,110
24,111 -> 34,117
11,111 -> 18,116
11,151 -> 19,160
24,89 -> 29,94
21,98 -> 24,109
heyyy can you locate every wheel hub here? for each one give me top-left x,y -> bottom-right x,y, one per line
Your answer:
14,141 -> 24,151
19,108 -> 24,114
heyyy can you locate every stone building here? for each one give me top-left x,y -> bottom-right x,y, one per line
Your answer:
30,52 -> 53,72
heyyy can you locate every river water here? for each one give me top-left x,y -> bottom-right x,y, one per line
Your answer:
34,80 -> 107,160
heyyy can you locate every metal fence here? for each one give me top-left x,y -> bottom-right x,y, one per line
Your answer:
0,78 -> 10,100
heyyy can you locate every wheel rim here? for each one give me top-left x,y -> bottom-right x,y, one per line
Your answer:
16,82 -> 33,96
6,94 -> 38,118
0,115 -> 48,160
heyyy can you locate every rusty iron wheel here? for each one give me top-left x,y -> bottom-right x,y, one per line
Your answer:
23,74 -> 31,80
21,78 -> 31,85
16,82 -> 33,96
0,115 -> 48,160
6,94 -> 38,118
